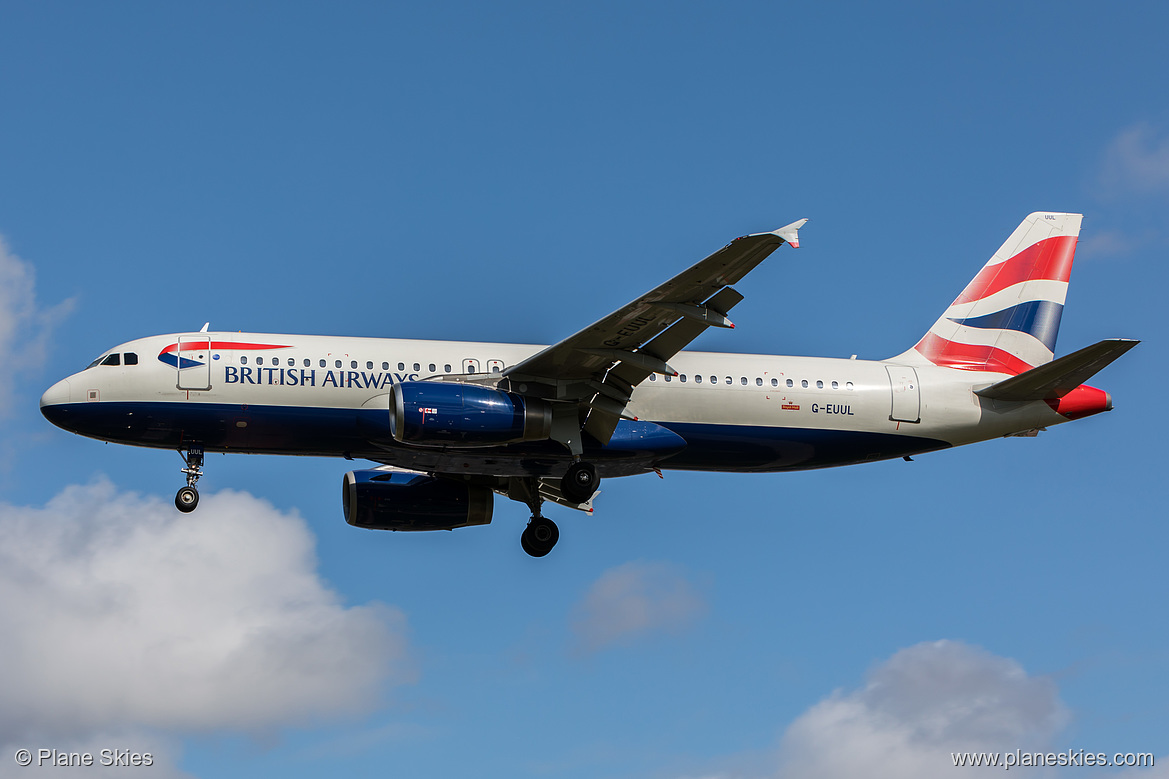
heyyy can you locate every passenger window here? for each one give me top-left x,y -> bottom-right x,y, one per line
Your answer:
398,362 -> 405,371
257,357 -> 264,365
846,382 -> 854,390
786,379 -> 793,387
413,363 -> 420,372
304,359 -> 310,367
680,374 -> 687,383
366,361 -> 374,370
335,360 -> 342,368
650,374 -> 657,381
664,374 -> 672,382
319,359 -> 326,368
382,362 -> 389,370
771,378 -> 778,387
816,380 -> 824,389
756,377 -> 763,386
429,363 -> 436,372
241,356 -> 248,365
101,353 -> 121,366
351,361 -> 358,369
801,380 -> 808,388
740,377 -> 747,385
832,381 -> 839,389
444,364 -> 452,373
710,376 -> 717,384
123,353 -> 138,366
695,375 -> 703,384
725,376 -> 732,385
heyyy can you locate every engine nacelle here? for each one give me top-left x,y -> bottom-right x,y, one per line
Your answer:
342,470 -> 493,531
389,381 -> 552,447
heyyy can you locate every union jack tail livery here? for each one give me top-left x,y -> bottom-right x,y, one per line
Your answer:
904,212 -> 1082,375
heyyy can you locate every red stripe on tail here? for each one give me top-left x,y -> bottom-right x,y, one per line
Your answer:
914,332 -> 1036,375
953,236 -> 1077,305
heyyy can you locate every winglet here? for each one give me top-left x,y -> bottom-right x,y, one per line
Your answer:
773,218 -> 808,248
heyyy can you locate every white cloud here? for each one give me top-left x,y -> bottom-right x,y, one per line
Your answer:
774,640 -> 1067,779
571,560 -> 706,652
1076,229 -> 1144,259
1099,123 -> 1169,197
0,480 -> 412,771
0,234 -> 72,414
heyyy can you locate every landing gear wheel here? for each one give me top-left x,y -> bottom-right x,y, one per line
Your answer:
560,461 -> 598,504
175,486 -> 200,513
176,447 -> 205,513
521,515 -> 559,558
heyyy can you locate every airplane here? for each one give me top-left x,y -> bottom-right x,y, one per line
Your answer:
40,212 -> 1137,557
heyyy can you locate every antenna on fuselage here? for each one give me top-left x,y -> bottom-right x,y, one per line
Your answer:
199,323 -> 210,333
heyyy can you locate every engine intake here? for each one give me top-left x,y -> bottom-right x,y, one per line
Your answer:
389,381 -> 552,447
342,470 -> 493,531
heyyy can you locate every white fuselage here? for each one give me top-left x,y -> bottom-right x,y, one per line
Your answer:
40,331 -> 1074,477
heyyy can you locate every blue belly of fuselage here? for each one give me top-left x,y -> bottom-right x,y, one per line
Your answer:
41,400 -> 949,476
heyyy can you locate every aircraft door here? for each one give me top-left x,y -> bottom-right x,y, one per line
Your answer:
176,335 -> 212,391
487,359 -> 504,374
462,358 -> 480,375
885,365 -> 920,423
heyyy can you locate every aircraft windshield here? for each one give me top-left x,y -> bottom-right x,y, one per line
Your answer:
85,355 -> 106,370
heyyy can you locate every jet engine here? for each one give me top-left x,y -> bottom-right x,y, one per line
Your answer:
389,381 -> 552,447
342,470 -> 493,531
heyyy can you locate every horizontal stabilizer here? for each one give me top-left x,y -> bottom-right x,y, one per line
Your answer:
975,338 -> 1139,401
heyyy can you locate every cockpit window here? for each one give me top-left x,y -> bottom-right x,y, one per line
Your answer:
86,355 -> 106,370
124,352 -> 138,366
100,353 -> 121,367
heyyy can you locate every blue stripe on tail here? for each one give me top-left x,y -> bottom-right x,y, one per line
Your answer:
947,300 -> 1064,352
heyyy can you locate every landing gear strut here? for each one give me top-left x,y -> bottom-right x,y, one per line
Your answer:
175,447 -> 204,513
515,477 -> 560,558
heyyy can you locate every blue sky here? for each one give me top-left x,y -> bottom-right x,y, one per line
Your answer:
0,3 -> 1165,777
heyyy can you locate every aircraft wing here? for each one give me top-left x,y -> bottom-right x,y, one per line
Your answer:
504,219 -> 807,444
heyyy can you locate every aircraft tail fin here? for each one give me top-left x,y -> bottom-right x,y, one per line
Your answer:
898,212 -> 1083,375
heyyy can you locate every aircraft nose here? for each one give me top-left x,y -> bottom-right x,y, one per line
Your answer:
40,378 -> 72,413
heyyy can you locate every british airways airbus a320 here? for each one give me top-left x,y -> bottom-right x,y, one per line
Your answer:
41,213 -> 1136,556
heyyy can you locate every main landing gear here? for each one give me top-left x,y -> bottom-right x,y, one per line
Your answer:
560,460 -> 598,505
521,515 -> 559,558
515,475 -> 561,558
515,461 -> 600,558
175,447 -> 204,513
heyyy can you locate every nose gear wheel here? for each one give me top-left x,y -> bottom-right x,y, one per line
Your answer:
175,447 -> 204,514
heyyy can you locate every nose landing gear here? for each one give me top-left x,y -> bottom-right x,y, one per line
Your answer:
175,447 -> 204,513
